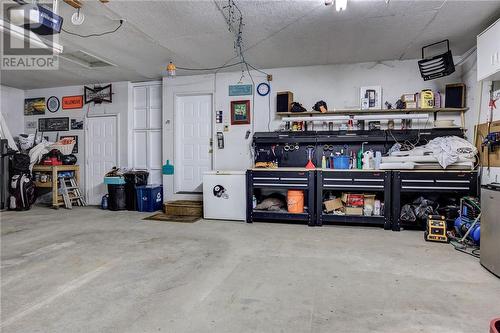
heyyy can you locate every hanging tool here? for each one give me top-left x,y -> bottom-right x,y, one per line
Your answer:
305,146 -> 316,169
482,132 -> 500,170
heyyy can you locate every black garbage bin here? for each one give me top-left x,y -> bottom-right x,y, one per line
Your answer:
124,171 -> 149,210
107,184 -> 127,211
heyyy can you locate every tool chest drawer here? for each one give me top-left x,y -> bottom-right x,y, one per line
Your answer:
397,171 -> 478,193
320,171 -> 389,191
250,170 -> 312,189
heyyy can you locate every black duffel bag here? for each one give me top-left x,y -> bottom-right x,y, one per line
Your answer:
11,153 -> 30,175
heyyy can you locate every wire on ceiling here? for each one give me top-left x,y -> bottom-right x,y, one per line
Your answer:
62,19 -> 124,38
175,61 -> 244,71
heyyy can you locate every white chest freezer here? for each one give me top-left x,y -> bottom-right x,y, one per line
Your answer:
203,171 -> 246,221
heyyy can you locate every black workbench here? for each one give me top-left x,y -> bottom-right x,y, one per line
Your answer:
246,168 -> 316,226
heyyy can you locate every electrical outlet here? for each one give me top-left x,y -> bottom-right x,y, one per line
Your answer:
224,124 -> 229,132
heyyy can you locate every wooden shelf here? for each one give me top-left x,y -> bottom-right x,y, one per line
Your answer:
276,108 -> 468,117
34,181 -> 52,188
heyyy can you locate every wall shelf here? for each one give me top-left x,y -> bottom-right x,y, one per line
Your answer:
277,107 -> 468,129
276,108 -> 468,117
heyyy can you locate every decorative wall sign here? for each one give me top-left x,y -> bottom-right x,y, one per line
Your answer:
229,84 -> 253,96
46,96 -> 60,113
62,95 -> 83,109
71,118 -> 84,130
24,98 -> 46,115
25,120 -> 37,130
230,100 -> 251,125
84,84 -> 112,104
38,117 -> 70,132
60,135 -> 78,153
257,82 -> 270,96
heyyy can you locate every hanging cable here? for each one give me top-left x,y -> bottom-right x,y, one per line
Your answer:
176,61 -> 244,71
62,19 -> 124,38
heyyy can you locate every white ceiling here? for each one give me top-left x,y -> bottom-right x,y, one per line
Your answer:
1,0 -> 500,89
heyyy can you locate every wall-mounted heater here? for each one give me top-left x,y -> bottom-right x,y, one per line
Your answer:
418,39 -> 455,81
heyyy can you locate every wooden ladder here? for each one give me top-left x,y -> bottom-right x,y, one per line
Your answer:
59,176 -> 86,209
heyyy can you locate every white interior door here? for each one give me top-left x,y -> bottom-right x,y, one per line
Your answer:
86,116 -> 118,205
175,94 -> 212,193
132,83 -> 162,184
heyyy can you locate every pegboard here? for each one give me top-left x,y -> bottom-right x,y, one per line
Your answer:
475,120 -> 500,167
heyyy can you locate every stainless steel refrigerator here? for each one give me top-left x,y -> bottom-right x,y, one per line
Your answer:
481,184 -> 500,278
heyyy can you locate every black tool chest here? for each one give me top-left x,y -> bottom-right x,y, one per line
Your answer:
246,169 -> 479,230
246,169 -> 316,226
391,170 -> 479,231
316,170 -> 391,229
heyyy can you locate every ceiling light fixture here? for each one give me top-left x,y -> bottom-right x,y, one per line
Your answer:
166,61 -> 176,77
71,8 -> 85,25
336,0 -> 347,12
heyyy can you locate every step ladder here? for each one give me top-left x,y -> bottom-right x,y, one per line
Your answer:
59,177 -> 86,209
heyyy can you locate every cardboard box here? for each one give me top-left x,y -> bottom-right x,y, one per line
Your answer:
401,94 -> 416,102
405,101 -> 417,109
346,194 -> 364,207
324,198 -> 343,212
345,207 -> 363,216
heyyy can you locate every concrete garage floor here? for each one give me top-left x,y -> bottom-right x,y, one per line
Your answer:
1,207 -> 499,333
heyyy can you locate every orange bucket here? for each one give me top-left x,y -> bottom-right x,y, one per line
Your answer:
287,190 -> 304,213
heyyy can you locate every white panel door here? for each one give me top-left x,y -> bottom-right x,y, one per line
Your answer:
86,116 -> 118,205
175,94 -> 212,193
133,86 -> 148,129
133,131 -> 148,169
132,83 -> 162,184
148,130 -> 162,184
148,85 -> 162,129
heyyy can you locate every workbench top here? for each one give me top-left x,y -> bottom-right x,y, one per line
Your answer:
250,167 -> 477,173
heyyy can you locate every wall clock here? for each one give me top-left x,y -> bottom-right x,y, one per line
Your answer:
257,82 -> 270,96
46,96 -> 60,113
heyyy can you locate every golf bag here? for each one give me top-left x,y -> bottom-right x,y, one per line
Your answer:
9,173 -> 35,211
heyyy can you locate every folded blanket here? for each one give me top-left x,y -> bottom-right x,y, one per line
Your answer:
425,136 -> 477,168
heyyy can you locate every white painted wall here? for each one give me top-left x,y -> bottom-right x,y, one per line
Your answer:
0,85 -> 25,138
163,58 -> 467,199
24,81 -> 132,194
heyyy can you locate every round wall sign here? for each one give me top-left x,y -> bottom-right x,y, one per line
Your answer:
47,96 -> 60,113
257,82 -> 270,96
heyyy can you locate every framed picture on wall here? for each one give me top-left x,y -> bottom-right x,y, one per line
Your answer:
24,97 -> 46,115
230,100 -> 251,125
60,135 -> 78,154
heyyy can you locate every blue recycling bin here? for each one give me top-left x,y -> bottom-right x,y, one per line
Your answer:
136,185 -> 163,212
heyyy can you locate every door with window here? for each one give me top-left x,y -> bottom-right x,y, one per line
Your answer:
132,83 -> 162,184
174,94 -> 213,193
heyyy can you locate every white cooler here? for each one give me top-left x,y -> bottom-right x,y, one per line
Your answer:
203,171 -> 246,221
